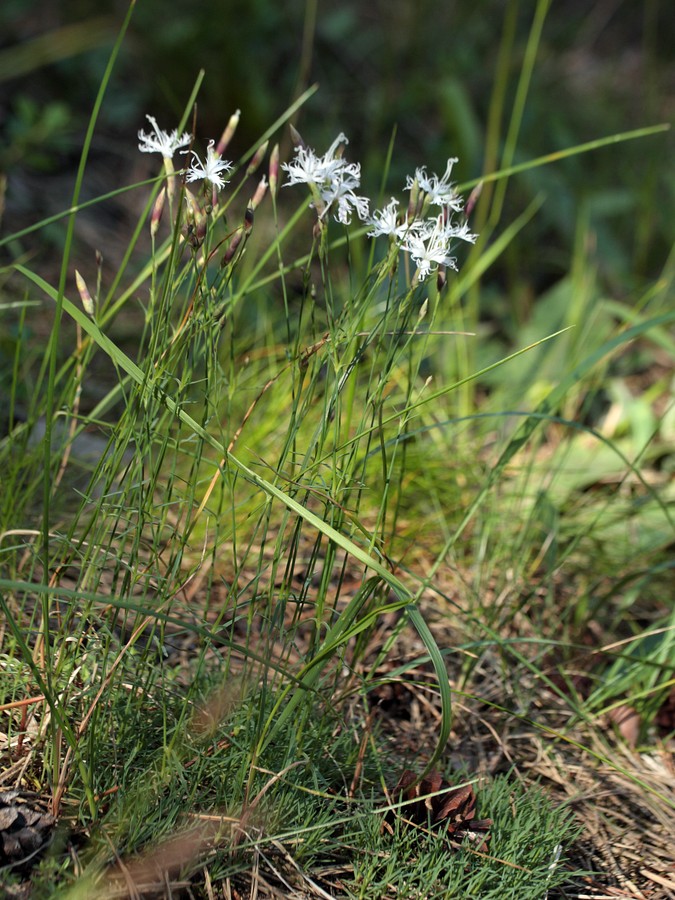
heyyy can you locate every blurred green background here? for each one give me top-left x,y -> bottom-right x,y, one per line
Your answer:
1,0 -> 673,304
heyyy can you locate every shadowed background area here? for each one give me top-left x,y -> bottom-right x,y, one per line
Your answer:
2,0 -> 673,297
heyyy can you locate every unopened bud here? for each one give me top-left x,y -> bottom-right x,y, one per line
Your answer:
269,144 -> 279,198
75,270 -> 95,317
407,178 -> 421,221
163,155 -> 178,205
222,228 -> 243,266
250,176 -> 268,210
216,109 -> 240,156
182,189 -> 208,248
183,189 -> 198,226
244,206 -> 254,234
222,206 -> 255,266
95,250 -> 103,268
194,210 -> 208,246
465,180 -> 483,220
246,140 -> 268,177
418,298 -> 428,320
289,124 -> 305,149
151,187 -> 166,238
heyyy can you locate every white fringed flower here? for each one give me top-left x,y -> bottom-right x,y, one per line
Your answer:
185,140 -> 232,191
138,115 -> 192,159
402,215 -> 477,281
402,216 -> 456,280
367,198 -> 423,241
282,133 -> 370,224
406,158 -> 464,210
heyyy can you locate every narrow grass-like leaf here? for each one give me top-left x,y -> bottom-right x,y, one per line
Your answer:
16,264 -> 455,770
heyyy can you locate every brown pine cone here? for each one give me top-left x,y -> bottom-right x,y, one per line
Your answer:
0,790 -> 56,869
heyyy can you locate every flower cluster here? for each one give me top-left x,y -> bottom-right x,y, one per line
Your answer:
281,133 -> 369,225
137,114 -> 268,256
366,158 -> 477,281
367,197 -> 477,281
138,117 -> 232,192
138,116 -> 477,282
282,132 -> 477,282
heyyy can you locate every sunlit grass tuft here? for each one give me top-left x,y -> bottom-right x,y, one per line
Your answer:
1,2 -> 673,896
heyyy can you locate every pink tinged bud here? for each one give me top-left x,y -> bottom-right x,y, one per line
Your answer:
289,124 -> 306,149
436,267 -> 447,292
95,249 -> 103,268
250,176 -> 268,210
222,229 -> 243,266
75,269 -> 95,317
194,208 -> 208,244
246,140 -> 269,177
216,109 -> 241,156
465,181 -> 483,220
151,187 -> 166,238
222,207 -> 255,266
268,144 -> 280,198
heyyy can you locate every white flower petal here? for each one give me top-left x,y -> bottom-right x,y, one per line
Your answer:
185,140 -> 232,191
405,158 -> 463,209
138,115 -> 192,159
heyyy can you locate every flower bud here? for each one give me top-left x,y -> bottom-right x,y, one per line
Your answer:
216,109 -> 241,156
289,124 -> 306,149
222,228 -> 243,266
465,181 -> 483,220
407,177 -> 421,222
268,144 -> 279,198
182,189 -> 208,248
244,205 -> 254,234
222,206 -> 255,266
75,270 -> 95,317
246,140 -> 269,177
250,176 -> 268,210
163,155 -> 179,205
151,187 -> 166,238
